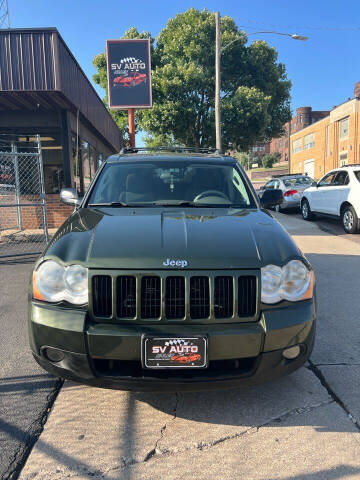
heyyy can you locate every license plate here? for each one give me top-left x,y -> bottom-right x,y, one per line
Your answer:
143,336 -> 208,369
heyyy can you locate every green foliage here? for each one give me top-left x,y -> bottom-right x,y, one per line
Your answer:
93,8 -> 291,149
234,152 -> 251,169
260,152 -> 282,169
142,133 -> 178,148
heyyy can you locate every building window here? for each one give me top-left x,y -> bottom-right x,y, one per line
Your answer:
292,138 -> 302,154
339,151 -> 348,167
339,117 -> 349,140
326,125 -> 330,157
304,133 -> 315,150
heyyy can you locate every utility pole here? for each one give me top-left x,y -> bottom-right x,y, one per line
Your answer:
0,0 -> 10,28
128,108 -> 135,147
215,12 -> 222,153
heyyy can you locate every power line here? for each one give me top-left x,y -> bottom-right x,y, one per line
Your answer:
238,19 -> 360,32
0,0 -> 10,28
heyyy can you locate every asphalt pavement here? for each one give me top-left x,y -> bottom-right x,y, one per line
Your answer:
1,213 -> 360,480
0,256 -> 61,480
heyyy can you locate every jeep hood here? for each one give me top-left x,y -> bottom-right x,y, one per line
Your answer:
44,207 -> 301,269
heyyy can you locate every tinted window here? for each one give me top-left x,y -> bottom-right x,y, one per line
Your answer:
87,161 -> 256,208
354,171 -> 360,183
333,171 -> 349,185
318,172 -> 336,186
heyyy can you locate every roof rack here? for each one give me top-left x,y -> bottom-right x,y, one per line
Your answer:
271,173 -> 304,178
340,163 -> 360,168
119,146 -> 220,155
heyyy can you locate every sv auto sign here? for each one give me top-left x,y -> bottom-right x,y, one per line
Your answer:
106,39 -> 152,109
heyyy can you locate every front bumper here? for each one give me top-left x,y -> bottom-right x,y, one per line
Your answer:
29,300 -> 316,392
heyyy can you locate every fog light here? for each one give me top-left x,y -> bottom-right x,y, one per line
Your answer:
43,347 -> 65,363
282,345 -> 301,360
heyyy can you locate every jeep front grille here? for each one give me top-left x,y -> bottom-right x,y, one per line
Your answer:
92,275 -> 112,317
91,271 -> 259,323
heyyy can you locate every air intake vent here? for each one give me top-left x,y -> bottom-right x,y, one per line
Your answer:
165,276 -> 185,319
141,276 -> 161,319
116,276 -> 136,318
190,276 -> 210,319
92,275 -> 112,317
238,276 -> 257,317
214,276 -> 233,318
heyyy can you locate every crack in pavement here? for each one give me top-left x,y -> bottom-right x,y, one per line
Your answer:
1,378 -> 63,480
100,397 -> 333,476
312,363 -> 360,367
307,361 -> 360,431
106,392 -> 180,474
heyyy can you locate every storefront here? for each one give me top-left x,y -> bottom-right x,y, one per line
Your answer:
0,28 -> 122,227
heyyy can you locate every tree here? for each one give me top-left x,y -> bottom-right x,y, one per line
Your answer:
261,152 -> 282,169
93,8 -> 291,150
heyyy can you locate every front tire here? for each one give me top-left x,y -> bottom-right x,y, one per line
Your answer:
342,205 -> 359,234
301,199 -> 315,221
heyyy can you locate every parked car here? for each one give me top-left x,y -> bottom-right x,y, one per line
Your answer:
301,165 -> 360,234
259,174 -> 314,212
29,148 -> 315,391
113,72 -> 147,88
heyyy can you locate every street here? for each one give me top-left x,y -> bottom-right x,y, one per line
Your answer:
0,212 -> 359,480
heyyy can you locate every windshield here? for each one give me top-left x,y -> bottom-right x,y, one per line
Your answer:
87,161 -> 256,208
283,176 -> 313,187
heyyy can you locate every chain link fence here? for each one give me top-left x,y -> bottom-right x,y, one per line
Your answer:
0,134 -> 49,258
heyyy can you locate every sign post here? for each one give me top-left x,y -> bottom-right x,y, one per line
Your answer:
106,39 -> 152,148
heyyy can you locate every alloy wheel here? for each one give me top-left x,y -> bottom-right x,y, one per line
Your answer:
343,210 -> 354,231
302,202 -> 309,219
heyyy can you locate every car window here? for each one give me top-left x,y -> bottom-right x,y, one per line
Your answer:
333,171 -> 349,186
283,176 -> 313,187
354,171 -> 360,183
265,180 -> 275,189
87,161 -> 256,208
273,180 -> 280,189
318,172 -> 336,187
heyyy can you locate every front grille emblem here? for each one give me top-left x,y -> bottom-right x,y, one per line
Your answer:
163,258 -> 188,268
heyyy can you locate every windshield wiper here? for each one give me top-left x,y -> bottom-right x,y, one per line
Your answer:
88,202 -> 151,208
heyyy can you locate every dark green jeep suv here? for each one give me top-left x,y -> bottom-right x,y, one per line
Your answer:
29,149 -> 315,391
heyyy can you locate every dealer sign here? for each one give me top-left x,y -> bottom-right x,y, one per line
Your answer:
106,39 -> 152,109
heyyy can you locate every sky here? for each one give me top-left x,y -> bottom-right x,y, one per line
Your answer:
7,0 -> 360,132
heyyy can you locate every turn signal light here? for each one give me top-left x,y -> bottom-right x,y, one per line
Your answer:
284,189 -> 298,197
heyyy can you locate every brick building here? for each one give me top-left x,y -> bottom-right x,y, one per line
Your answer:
290,82 -> 360,179
270,106 -> 330,163
0,28 -> 122,231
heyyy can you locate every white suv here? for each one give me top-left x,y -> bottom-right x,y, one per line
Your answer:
301,165 -> 360,234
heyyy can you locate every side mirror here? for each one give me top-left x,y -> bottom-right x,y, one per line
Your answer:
60,188 -> 81,206
260,188 -> 283,209
311,181 -> 318,188
259,185 -> 265,191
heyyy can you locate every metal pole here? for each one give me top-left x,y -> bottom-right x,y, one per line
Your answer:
128,109 -> 136,147
288,119 -> 291,173
11,141 -> 22,230
36,135 -> 49,243
215,11 -> 222,153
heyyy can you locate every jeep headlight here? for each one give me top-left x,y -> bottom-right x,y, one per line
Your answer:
33,260 -> 88,305
261,260 -> 314,304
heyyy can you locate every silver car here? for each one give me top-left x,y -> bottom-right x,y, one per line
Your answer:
259,174 -> 315,212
